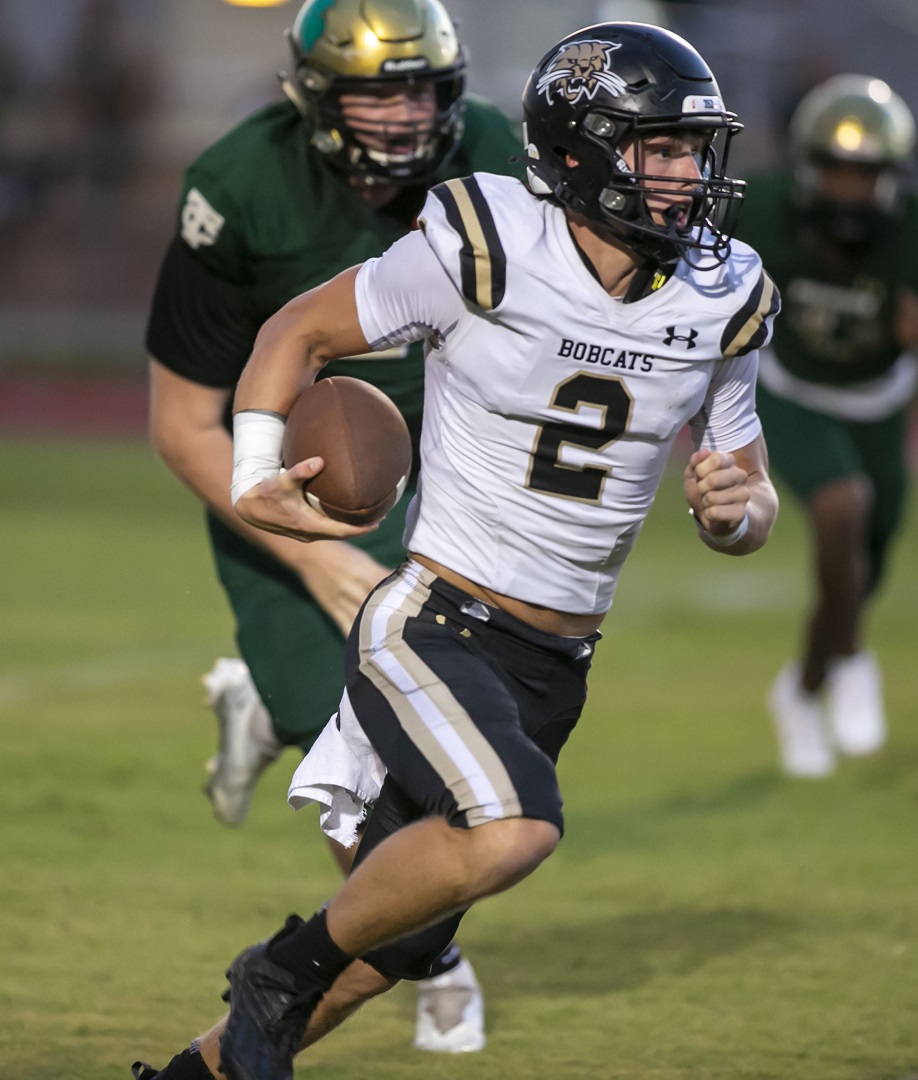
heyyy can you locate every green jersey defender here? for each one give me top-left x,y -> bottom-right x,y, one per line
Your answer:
736,175 -> 918,387
146,4 -> 522,796
734,74 -> 917,779
734,75 -> 917,585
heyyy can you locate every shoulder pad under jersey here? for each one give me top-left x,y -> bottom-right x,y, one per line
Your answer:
419,173 -> 534,312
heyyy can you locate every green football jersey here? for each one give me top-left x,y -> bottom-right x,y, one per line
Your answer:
734,170 -> 918,386
150,96 -> 523,443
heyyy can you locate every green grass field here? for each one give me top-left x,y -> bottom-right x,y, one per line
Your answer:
1,436 -> 917,1080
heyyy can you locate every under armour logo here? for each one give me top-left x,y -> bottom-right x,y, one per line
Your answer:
663,326 -> 698,348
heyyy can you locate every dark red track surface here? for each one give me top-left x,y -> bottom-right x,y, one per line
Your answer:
0,374 -> 149,437
2,375 -> 917,473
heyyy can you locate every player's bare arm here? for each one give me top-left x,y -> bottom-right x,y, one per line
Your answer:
683,434 -> 778,556
235,265 -> 369,415
232,266 -> 381,542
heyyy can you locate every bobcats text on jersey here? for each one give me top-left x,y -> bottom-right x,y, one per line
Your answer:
558,338 -> 655,372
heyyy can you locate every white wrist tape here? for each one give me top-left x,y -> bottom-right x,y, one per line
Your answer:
696,509 -> 750,548
231,410 -> 286,505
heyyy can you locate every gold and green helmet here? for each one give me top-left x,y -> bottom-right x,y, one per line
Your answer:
789,74 -> 915,236
280,0 -> 466,184
790,73 -> 915,167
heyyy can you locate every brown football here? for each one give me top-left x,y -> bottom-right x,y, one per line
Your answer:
281,376 -> 413,525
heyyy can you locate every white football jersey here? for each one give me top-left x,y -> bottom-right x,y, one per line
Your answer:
355,174 -> 778,615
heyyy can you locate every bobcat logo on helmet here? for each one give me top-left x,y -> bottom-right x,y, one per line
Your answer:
536,40 -> 627,105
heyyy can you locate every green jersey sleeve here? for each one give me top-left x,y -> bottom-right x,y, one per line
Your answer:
175,165 -> 252,285
736,170 -> 918,385
446,96 -> 523,180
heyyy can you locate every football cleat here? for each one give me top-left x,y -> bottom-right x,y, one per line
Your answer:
220,930 -> 322,1080
768,663 -> 835,778
130,1064 -> 159,1080
413,957 -> 485,1054
202,658 -> 282,827
826,651 -> 887,757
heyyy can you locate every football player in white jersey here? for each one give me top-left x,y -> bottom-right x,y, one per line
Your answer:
132,23 -> 779,1080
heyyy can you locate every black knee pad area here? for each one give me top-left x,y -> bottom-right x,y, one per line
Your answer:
363,908 -> 467,981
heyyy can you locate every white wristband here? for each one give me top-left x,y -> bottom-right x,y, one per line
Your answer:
231,410 -> 286,505
694,509 -> 750,548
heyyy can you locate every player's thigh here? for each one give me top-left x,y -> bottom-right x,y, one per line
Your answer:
757,385 -> 861,500
345,565 -> 592,982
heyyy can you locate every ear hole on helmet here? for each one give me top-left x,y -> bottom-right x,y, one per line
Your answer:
583,114 -> 616,138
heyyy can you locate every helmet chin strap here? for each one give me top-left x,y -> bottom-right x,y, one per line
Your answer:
527,172 -> 552,196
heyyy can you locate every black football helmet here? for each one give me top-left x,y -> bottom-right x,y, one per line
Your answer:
521,22 -> 745,269
280,0 -> 466,185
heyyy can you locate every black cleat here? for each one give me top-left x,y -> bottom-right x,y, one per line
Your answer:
219,936 -> 322,1080
130,1064 -> 159,1080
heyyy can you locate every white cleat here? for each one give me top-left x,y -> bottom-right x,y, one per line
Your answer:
768,663 -> 835,778
413,958 -> 485,1054
201,658 -> 282,827
826,651 -> 887,757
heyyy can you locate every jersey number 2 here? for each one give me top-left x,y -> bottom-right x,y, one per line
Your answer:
526,374 -> 633,503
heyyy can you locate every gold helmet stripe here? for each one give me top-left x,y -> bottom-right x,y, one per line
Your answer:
430,177 -> 507,310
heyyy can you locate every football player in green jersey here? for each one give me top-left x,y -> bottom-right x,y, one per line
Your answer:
145,0 -> 521,1054
734,75 -> 918,777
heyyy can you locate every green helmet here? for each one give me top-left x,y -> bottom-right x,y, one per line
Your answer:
788,74 -> 916,241
280,0 -> 466,185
